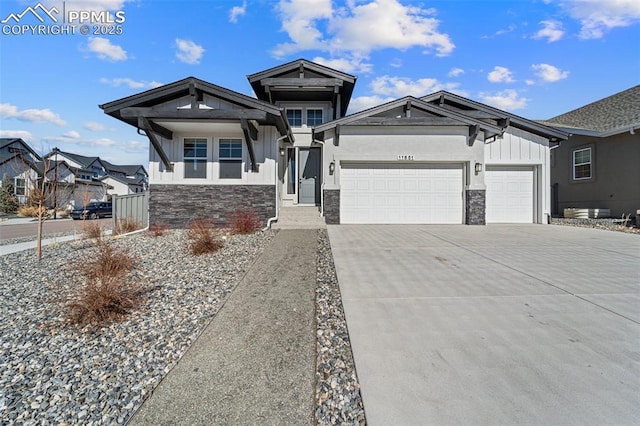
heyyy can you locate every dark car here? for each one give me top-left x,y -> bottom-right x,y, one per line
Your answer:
71,202 -> 113,220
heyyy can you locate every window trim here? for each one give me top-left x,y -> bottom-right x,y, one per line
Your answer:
286,108 -> 303,127
572,147 -> 592,180
218,138 -> 243,179
306,108 -> 324,127
14,177 -> 26,196
183,137 -> 208,179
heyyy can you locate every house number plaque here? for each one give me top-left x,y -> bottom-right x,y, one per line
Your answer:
397,155 -> 415,160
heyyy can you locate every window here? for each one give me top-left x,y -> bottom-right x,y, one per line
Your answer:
286,109 -> 302,127
184,138 -> 207,179
14,178 -> 26,196
287,148 -> 296,194
307,109 -> 323,127
219,139 -> 242,179
573,148 -> 591,180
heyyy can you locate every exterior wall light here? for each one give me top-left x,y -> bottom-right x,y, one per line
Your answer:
475,162 -> 482,174
279,148 -> 285,156
329,161 -> 335,175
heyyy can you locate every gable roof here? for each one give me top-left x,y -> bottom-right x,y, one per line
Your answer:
247,58 -> 357,118
541,85 -> 640,136
100,76 -> 289,130
48,150 -> 104,169
0,138 -> 42,162
101,160 -> 148,177
314,93 -> 567,142
421,91 -> 567,141
99,174 -> 145,186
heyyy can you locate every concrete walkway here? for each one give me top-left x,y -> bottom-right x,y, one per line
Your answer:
329,224 -> 640,425
129,229 -> 317,425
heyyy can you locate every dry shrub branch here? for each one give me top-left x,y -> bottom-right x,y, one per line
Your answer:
65,241 -> 141,326
186,218 -> 223,255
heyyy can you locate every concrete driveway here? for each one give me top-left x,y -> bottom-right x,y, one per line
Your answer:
328,224 -> 640,425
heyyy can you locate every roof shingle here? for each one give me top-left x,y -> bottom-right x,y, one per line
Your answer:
544,85 -> 640,133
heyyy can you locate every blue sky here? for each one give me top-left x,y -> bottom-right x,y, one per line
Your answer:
1,0 -> 638,167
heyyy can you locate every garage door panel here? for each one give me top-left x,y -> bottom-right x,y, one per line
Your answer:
486,166 -> 534,223
340,163 -> 463,224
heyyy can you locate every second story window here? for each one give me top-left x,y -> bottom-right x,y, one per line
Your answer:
307,109 -> 323,126
286,109 -> 302,127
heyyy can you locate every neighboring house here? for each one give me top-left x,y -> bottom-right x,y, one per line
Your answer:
100,59 -> 567,228
543,85 -> 640,218
43,149 -> 148,200
0,138 -> 41,204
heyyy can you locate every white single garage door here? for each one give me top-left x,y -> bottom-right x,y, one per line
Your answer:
485,165 -> 535,223
340,163 -> 463,224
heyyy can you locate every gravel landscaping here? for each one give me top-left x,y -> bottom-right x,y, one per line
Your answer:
550,217 -> 640,234
0,228 -> 365,425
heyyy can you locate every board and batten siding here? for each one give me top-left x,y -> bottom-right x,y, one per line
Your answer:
484,127 -> 552,223
146,93 -> 280,186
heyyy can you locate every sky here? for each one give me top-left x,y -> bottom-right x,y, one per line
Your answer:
0,0 -> 638,167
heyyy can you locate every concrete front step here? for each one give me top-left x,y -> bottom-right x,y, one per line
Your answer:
272,206 -> 326,229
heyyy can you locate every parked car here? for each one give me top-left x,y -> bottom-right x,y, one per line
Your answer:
70,202 -> 113,220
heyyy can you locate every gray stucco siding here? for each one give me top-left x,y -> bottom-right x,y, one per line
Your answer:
550,132 -> 640,218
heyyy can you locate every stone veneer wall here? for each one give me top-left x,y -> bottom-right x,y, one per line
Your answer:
323,190 -> 340,224
465,189 -> 486,225
150,184 -> 276,228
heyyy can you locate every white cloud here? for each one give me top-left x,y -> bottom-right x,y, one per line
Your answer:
84,121 -> 106,131
175,38 -> 205,64
0,103 -> 66,126
487,66 -> 515,83
100,77 -> 163,89
229,1 -> 247,23
62,130 -> 81,139
389,58 -> 403,68
312,56 -> 373,74
347,95 -> 396,114
482,24 -> 516,39
532,20 -> 564,42
86,37 -> 127,61
531,63 -> 569,82
371,75 -> 460,97
448,67 -> 464,78
0,130 -> 34,141
560,0 -> 640,39
272,0 -> 333,57
479,89 -> 528,111
273,0 -> 454,59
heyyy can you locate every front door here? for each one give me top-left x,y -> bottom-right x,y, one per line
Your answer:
299,148 -> 320,204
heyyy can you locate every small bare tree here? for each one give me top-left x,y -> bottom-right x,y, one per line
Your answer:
11,150 -> 66,260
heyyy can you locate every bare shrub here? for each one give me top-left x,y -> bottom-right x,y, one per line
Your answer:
114,217 -> 141,235
148,222 -> 169,237
83,221 -> 103,240
186,218 -> 223,255
65,242 -> 140,326
228,209 -> 262,234
17,205 -> 47,218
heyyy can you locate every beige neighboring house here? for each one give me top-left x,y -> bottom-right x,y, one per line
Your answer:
543,85 -> 640,218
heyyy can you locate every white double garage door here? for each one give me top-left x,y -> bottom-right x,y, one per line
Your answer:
340,163 -> 535,224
